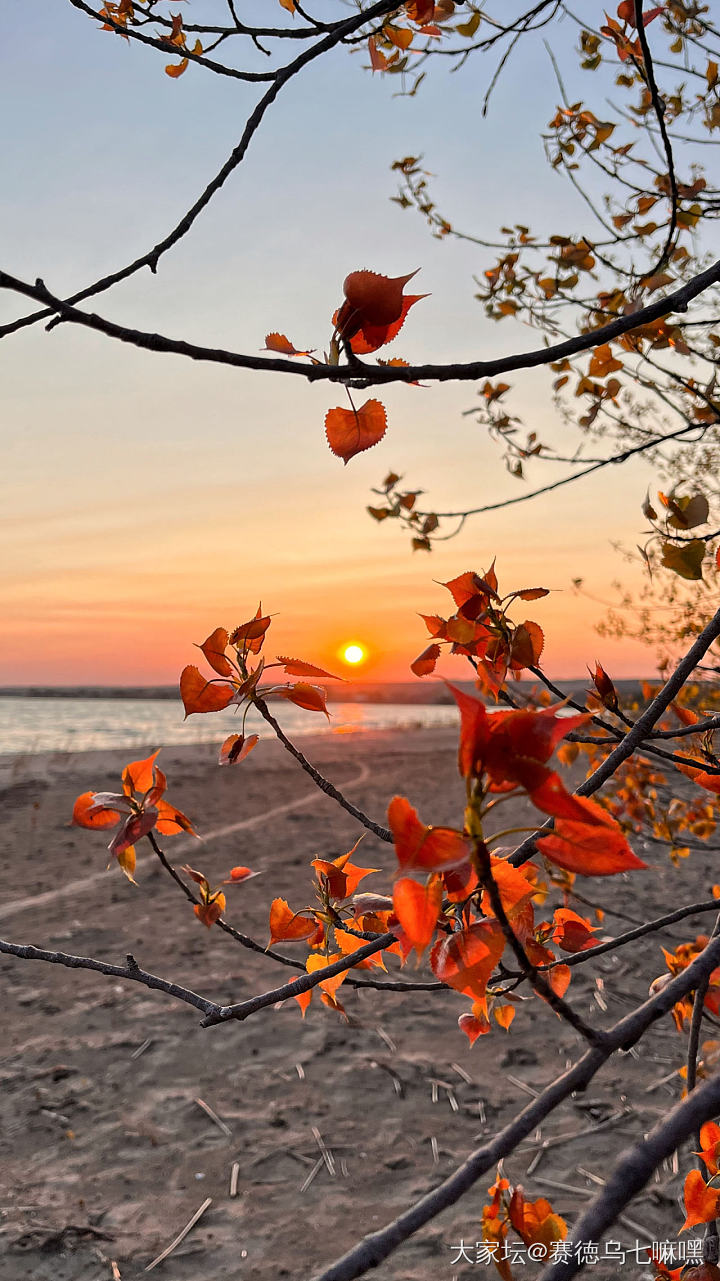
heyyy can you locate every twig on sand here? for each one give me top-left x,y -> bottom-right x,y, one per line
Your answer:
229,1163 -> 240,1198
300,1157 -> 324,1193
144,1198 -> 212,1272
194,1097 -> 232,1138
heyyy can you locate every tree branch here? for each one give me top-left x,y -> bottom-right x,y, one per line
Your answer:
310,929 -> 720,1281
539,1071 -> 720,1281
253,696 -> 392,843
0,937 -> 218,1017
1,256 -> 719,385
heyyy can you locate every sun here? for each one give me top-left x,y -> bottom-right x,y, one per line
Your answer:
342,643 -> 366,666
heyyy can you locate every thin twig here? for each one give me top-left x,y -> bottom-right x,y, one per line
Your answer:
144,1198 -> 213,1272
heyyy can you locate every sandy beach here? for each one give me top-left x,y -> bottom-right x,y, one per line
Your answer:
0,727 -> 715,1280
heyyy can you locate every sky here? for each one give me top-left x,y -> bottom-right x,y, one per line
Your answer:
1,0 -> 663,686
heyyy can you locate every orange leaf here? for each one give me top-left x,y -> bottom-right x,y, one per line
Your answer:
325,400 -> 387,464
268,898 -> 318,947
494,1004 -> 516,1030
508,621 -> 544,670
548,963 -> 571,998
194,892 -> 225,928
122,749 -> 161,796
155,800 -> 196,837
263,332 -> 312,356
165,57 -> 189,77
481,859 -> 537,936
388,795 -> 470,873
333,926 -> 386,970
393,875 -> 443,957
275,656 -> 343,680
218,733 -> 260,766
515,587 -> 550,601
180,665 -> 236,717
306,952 -> 349,999
294,989 -> 312,1017
228,865 -> 253,882
682,1169 -> 720,1231
271,682 -> 329,716
72,791 -> 122,830
199,627 -> 233,677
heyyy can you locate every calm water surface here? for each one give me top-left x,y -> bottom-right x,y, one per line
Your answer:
0,697 -> 460,755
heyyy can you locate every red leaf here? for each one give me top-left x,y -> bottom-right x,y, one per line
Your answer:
180,665 -> 236,717
276,656 -> 343,680
537,802 -> 647,876
218,733 -> 260,766
199,627 -> 233,677
552,908 -> 597,952
388,795 -> 470,873
325,400 -> 387,464
337,268 -> 420,334
229,610 -> 272,653
431,921 -> 506,1012
411,643 -> 441,676
271,682 -> 329,716
458,1007 -> 491,1045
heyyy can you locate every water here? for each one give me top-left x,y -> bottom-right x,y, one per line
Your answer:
0,696 -> 460,755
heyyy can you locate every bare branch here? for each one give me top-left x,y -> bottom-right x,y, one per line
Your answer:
2,256 -> 720,385
310,930 -> 720,1281
0,937 -> 218,1018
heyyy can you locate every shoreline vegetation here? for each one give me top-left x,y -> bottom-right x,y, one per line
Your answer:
0,679 -> 652,704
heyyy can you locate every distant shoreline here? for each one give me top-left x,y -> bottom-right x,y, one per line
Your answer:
0,679 -> 653,705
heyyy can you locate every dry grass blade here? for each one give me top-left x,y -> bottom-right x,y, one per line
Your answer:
144,1198 -> 212,1272
300,1157 -> 324,1193
451,1063 -> 472,1085
506,1074 -> 539,1098
312,1127 -> 336,1177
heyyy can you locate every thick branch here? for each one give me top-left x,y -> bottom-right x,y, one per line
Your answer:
311,930 -> 720,1281
539,1072 -> 720,1281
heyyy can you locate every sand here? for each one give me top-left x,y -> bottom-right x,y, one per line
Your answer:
0,728 -> 716,1280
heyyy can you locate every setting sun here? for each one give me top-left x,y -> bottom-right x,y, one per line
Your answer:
342,644 -> 366,666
